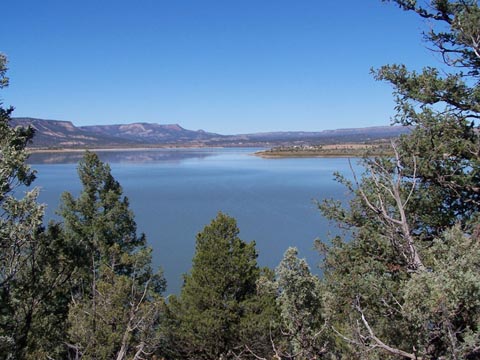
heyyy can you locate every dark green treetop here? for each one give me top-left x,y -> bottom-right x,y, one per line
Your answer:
59,151 -> 156,280
164,212 -> 278,360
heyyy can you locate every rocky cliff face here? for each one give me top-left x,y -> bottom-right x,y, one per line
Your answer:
11,117 -> 135,148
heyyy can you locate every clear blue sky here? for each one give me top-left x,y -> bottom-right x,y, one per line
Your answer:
1,0 -> 441,134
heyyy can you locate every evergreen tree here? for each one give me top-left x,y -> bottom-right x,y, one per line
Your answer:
375,0 -> 480,237
59,152 -> 165,359
0,55 -> 79,359
59,151 -> 150,279
67,262 -> 165,360
274,247 -> 328,359
164,212 -> 278,360
318,1 -> 480,358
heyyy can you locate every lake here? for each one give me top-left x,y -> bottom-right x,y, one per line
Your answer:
28,148 -> 357,294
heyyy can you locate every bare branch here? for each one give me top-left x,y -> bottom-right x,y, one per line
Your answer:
331,326 -> 363,347
244,345 -> 270,360
348,144 -> 425,272
354,298 -> 421,360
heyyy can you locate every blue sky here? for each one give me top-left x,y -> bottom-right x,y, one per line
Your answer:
1,0 -> 441,134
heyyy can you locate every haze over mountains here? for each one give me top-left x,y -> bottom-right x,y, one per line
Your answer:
11,117 -> 411,149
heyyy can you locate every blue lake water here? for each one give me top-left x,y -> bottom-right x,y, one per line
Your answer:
27,148 -> 357,294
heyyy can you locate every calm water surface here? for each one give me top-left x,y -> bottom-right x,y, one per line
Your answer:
28,148 -> 356,294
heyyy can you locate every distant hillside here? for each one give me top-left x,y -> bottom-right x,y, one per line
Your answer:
81,123 -> 224,144
234,126 -> 411,144
11,118 -> 137,148
11,117 -> 411,149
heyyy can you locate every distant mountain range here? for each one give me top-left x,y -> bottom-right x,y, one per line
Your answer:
11,117 -> 411,149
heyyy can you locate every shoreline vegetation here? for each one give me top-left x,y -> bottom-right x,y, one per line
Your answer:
254,141 -> 393,158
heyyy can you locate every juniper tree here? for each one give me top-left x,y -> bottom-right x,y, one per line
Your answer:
319,1 -> 480,358
273,247 -> 328,359
374,0 -> 480,236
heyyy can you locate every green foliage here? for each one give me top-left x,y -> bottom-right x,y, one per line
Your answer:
67,265 -> 165,360
164,212 -> 279,360
59,152 -> 150,278
402,226 -> 480,358
0,54 -> 8,89
0,59 -> 167,359
318,1 -> 480,358
274,247 -> 328,359
0,55 -> 78,359
238,266 -> 281,358
374,2 -> 480,237
59,152 -> 165,359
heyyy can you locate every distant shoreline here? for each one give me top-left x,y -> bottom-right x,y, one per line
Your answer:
255,152 -> 365,158
254,142 -> 393,158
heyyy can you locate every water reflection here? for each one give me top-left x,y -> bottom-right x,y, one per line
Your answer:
27,148 -> 232,165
